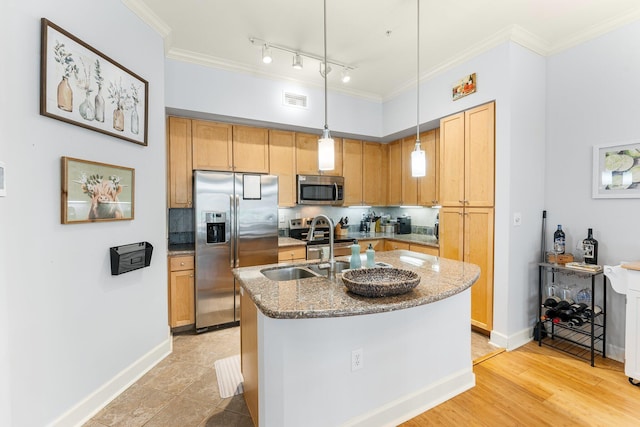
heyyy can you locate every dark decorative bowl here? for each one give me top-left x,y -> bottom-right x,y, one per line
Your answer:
342,268 -> 420,297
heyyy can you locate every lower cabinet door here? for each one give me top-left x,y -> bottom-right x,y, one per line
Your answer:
170,269 -> 195,327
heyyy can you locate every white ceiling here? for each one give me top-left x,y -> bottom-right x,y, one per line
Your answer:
125,0 -> 640,101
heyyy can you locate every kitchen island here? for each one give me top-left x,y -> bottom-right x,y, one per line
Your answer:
233,250 -> 480,427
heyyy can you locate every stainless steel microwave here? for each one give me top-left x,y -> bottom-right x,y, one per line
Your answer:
297,175 -> 344,205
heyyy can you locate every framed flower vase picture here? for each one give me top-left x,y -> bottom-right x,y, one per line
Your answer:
592,141 -> 640,198
61,157 -> 135,224
41,18 -> 148,146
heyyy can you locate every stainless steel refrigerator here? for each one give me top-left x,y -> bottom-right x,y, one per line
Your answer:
194,171 -> 278,330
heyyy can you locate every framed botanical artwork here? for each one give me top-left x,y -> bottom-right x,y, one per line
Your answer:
592,141 -> 640,198
61,157 -> 135,224
41,18 -> 148,146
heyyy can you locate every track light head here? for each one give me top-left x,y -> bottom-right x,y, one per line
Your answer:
262,45 -> 272,64
319,62 -> 332,78
341,68 -> 351,83
292,53 -> 303,69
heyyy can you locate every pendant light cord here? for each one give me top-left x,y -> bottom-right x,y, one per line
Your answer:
324,0 -> 329,132
416,0 -> 420,143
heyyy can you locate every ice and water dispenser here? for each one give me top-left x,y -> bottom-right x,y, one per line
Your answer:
205,212 -> 226,243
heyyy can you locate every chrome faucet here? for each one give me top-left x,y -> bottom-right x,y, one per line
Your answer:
308,214 -> 336,275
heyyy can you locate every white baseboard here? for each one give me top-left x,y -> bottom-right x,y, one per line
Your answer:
490,327 -> 532,351
343,368 -> 475,427
50,335 -> 172,427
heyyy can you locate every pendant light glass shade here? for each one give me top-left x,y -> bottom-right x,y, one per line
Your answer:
318,127 -> 335,170
318,0 -> 334,171
411,141 -> 426,177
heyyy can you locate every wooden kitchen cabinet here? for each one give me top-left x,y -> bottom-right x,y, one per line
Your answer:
278,246 -> 306,262
358,239 -> 385,253
439,102 -> 494,207
343,139 -> 363,205
296,132 -> 343,176
401,136 -> 419,205
269,130 -> 297,207
192,119 -> 233,171
363,142 -> 387,206
384,240 -> 410,251
167,117 -> 193,208
168,255 -> 195,328
233,125 -> 269,173
439,207 -> 494,333
387,140 -> 402,205
417,129 -> 439,206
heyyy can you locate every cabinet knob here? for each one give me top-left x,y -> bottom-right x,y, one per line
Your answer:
180,262 -> 185,266
189,274 -> 194,278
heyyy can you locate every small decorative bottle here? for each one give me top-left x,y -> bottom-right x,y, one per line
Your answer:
582,228 -> 598,265
350,240 -> 361,269
553,225 -> 565,254
366,243 -> 375,268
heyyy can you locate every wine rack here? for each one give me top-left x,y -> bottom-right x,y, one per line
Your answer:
537,262 -> 607,366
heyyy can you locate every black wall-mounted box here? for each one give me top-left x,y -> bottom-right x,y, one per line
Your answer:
110,242 -> 153,275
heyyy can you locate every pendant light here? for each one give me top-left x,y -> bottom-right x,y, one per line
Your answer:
411,0 -> 426,177
318,0 -> 335,171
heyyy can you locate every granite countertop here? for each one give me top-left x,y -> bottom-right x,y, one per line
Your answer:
168,243 -> 195,256
278,237 -> 307,247
233,250 -> 479,320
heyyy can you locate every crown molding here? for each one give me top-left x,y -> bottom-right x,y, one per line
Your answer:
121,0 -> 172,52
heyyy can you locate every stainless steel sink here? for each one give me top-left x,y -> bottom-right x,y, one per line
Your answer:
307,260 -> 351,276
261,266 -> 319,281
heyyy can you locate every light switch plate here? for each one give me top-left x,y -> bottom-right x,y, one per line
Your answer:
0,161 -> 5,197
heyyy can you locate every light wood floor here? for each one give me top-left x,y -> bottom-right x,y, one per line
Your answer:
402,341 -> 640,426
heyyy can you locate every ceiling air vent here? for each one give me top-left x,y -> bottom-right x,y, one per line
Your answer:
283,92 -> 308,109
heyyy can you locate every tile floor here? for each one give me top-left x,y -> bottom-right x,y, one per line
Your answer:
85,327 -> 499,427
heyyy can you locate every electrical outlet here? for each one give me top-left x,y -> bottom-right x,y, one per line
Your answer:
513,212 -> 522,226
351,348 -> 363,371
279,214 -> 285,223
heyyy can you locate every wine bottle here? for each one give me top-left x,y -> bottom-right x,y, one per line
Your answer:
543,295 -> 561,308
553,225 -> 566,254
584,305 -> 603,318
582,228 -> 599,265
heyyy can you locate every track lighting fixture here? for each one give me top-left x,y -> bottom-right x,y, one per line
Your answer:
249,37 -> 354,84
262,44 -> 272,64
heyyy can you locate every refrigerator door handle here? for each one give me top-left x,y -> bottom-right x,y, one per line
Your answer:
235,194 -> 240,267
229,195 -> 234,269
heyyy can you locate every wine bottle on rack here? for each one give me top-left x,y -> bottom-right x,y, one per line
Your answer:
582,228 -> 599,265
554,225 -> 566,254
543,295 -> 561,308
584,305 -> 603,318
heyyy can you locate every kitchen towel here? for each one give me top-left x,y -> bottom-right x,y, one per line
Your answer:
214,355 -> 244,398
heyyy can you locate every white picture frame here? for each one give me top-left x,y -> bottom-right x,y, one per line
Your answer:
592,141 -> 640,198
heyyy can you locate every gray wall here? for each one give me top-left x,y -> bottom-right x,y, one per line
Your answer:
546,20 -> 640,355
1,1 -> 169,425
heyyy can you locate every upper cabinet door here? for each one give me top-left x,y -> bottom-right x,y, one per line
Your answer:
343,139 -> 363,206
401,136 -> 418,206
233,125 -> 269,173
465,102 -> 495,207
417,129 -> 439,206
363,142 -> 386,206
439,112 -> 465,206
167,117 -> 193,208
387,140 -> 402,205
192,120 -> 233,171
269,130 -> 296,207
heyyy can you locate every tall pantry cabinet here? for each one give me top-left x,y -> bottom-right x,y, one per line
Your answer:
438,102 -> 495,333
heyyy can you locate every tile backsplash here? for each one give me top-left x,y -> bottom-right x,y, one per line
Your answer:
168,208 -> 194,244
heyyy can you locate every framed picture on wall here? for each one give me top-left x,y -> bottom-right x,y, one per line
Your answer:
61,157 -> 135,224
592,141 -> 640,198
41,18 -> 149,146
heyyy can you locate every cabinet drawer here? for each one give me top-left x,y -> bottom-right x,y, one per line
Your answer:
278,246 -> 306,262
409,244 -> 439,256
384,240 -> 410,251
170,255 -> 194,271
